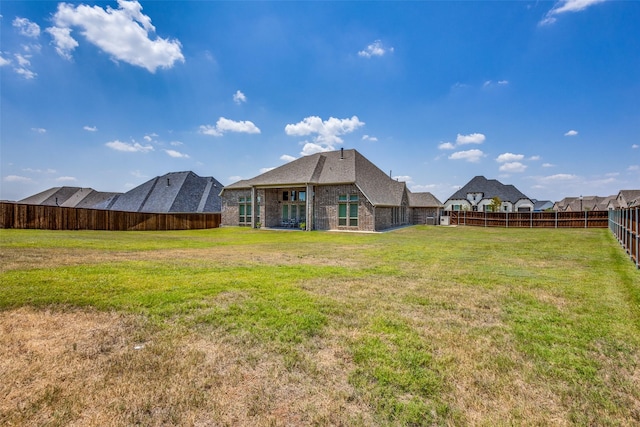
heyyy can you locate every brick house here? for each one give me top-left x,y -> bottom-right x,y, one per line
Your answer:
220,148 -> 441,232
443,175 -> 534,213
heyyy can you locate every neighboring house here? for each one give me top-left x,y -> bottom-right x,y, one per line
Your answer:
532,199 -> 554,212
19,187 -> 120,209
220,148 -> 441,232
408,192 -> 443,225
554,195 -> 617,212
614,190 -> 640,209
18,171 -> 223,213
443,176 -> 534,213
106,171 -> 223,213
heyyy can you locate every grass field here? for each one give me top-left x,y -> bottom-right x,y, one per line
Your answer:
1,226 -> 639,426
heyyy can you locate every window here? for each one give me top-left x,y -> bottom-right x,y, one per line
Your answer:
338,194 -> 358,227
238,197 -> 252,224
283,191 -> 288,201
291,191 -> 297,201
299,191 -> 306,202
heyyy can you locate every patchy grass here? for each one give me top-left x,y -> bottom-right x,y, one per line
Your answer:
1,226 -> 639,426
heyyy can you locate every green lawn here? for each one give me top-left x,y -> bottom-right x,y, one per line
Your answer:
1,226 -> 639,426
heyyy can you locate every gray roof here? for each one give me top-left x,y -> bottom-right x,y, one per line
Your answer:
407,191 -> 443,208
19,187 -> 120,208
618,190 -> 640,208
223,149 -> 409,207
107,171 -> 223,213
447,176 -> 530,203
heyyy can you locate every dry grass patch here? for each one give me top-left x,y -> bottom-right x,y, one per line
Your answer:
0,307 -> 374,426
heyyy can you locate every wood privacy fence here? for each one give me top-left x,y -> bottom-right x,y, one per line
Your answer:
609,208 -> 639,269
0,202 -> 221,231
446,210 -> 609,228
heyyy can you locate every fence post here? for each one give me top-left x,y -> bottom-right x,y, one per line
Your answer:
555,210 -> 558,229
584,210 -> 587,228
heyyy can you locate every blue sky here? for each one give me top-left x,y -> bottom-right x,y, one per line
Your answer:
1,0 -> 639,203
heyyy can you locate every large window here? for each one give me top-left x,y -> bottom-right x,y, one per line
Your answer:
339,194 -> 358,227
238,197 -> 252,224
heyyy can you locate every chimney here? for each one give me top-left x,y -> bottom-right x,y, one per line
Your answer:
167,178 -> 170,186
340,147 -> 344,159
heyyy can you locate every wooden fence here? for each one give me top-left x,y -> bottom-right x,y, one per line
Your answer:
446,210 -> 609,228
0,202 -> 221,231
609,208 -> 639,269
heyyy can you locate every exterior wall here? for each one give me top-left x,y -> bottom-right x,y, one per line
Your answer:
514,199 -> 534,212
314,184 -> 375,231
221,189 -> 251,226
443,199 -> 471,211
411,207 -> 440,224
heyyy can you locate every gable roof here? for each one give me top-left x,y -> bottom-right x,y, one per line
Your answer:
18,187 -> 120,208
107,171 -> 223,213
618,190 -> 640,208
447,176 -> 530,203
223,149 -> 408,206
407,191 -> 442,208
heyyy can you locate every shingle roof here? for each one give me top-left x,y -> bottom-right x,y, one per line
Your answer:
447,176 -> 530,203
19,187 -> 120,208
107,171 -> 223,213
407,191 -> 443,207
223,149 -> 409,206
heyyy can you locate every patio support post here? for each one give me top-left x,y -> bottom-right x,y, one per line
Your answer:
306,184 -> 313,231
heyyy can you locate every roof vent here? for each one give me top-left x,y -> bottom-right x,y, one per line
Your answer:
340,147 -> 344,159
167,178 -> 170,186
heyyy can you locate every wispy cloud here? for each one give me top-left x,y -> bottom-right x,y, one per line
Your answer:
499,162 -> 527,173
496,152 -> 524,163
83,125 -> 97,132
233,90 -> 247,104
358,40 -> 394,58
105,140 -> 154,153
448,149 -> 485,163
56,176 -> 77,182
540,0 -> 607,26
564,129 -> 578,136
280,154 -> 296,162
31,127 -> 46,133
13,17 -> 40,38
47,0 -> 184,72
456,133 -> 485,145
3,175 -> 33,183
362,135 -> 378,142
164,149 -> 189,158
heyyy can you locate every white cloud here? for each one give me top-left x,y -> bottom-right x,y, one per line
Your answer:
233,90 -> 247,104
3,175 -> 33,183
280,154 -> 296,162
632,144 -> 639,149
47,0 -> 184,72
456,133 -> 485,145
529,155 -> 541,161
540,173 -> 578,182
362,135 -> 378,142
198,125 -> 222,137
542,163 -> 555,168
0,55 -> 10,67
83,125 -> 97,132
259,167 -> 275,174
56,176 -> 77,182
143,133 -> 158,142
13,17 -> 40,38
449,149 -> 485,163
164,149 -> 189,158
285,115 -> 365,154
628,165 -> 639,171
31,127 -> 46,133
540,0 -> 607,25
393,175 -> 412,183
358,40 -> 394,58
499,162 -> 527,173
45,26 -> 77,60
170,141 -> 183,146
23,168 -> 56,174
199,117 -> 261,137
496,152 -> 524,163
216,117 -> 261,134
15,67 -> 37,79
564,129 -> 578,136
438,142 -> 455,150
105,140 -> 154,153
228,175 -> 243,183
498,80 -> 509,85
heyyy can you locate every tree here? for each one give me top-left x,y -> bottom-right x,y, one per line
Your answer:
489,196 -> 502,212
